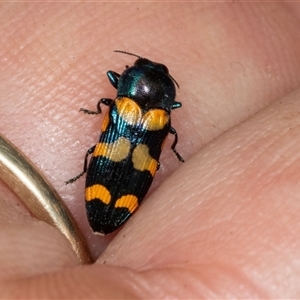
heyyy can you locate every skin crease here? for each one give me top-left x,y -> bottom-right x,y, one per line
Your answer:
1,2 -> 300,298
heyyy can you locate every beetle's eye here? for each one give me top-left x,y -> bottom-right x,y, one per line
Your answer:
159,64 -> 169,74
134,58 -> 149,66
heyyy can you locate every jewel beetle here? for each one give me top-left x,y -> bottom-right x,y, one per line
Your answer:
66,50 -> 184,235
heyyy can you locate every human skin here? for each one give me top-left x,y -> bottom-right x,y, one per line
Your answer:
1,2 -> 300,298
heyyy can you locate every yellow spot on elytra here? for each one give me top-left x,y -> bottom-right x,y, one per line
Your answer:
142,109 -> 169,131
94,137 -> 131,162
101,112 -> 110,132
115,195 -> 138,213
85,184 -> 111,204
116,97 -> 142,126
132,144 -> 158,176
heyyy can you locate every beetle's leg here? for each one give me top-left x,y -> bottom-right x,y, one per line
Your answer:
65,145 -> 96,184
169,126 -> 184,162
80,98 -> 113,115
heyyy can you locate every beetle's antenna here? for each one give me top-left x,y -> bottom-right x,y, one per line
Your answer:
169,74 -> 180,89
114,50 -> 142,59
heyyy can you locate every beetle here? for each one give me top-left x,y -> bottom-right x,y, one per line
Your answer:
66,50 -> 184,235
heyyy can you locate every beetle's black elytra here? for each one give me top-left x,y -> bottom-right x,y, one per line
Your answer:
66,51 -> 184,235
